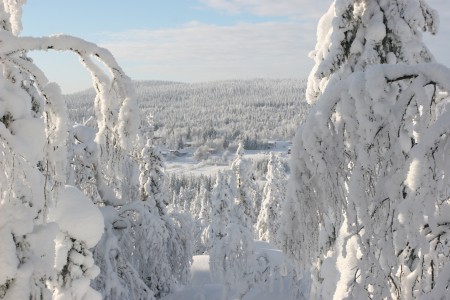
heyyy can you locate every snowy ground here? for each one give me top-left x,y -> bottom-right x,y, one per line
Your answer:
164,140 -> 291,177
162,240 -> 299,300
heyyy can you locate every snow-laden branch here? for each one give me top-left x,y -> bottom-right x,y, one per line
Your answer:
285,62 -> 450,298
0,31 -> 139,151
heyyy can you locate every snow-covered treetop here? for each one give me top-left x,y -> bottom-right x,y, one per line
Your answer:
1,0 -> 26,35
306,0 -> 439,104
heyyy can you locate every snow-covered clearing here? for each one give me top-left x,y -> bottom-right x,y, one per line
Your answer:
165,140 -> 291,177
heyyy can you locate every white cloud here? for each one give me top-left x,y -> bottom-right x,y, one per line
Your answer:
99,21 -> 316,83
199,0 -> 331,18
98,0 -> 450,85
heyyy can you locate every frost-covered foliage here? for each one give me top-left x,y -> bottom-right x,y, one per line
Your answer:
114,204 -> 193,299
191,183 -> 212,255
0,1 -> 106,298
306,0 -> 438,104
139,140 -> 168,215
287,19 -> 450,300
207,171 -> 254,297
108,139 -> 193,299
92,206 -> 154,300
0,1 -> 194,299
95,137 -> 191,298
48,186 -> 104,300
256,153 -> 286,245
204,172 -> 233,253
285,0 -> 450,298
65,79 -> 308,151
230,143 -> 261,228
288,63 -> 450,299
88,133 -> 193,299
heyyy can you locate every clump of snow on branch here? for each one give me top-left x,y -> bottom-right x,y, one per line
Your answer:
306,0 -> 438,104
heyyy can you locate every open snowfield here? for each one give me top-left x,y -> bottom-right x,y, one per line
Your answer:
164,140 -> 292,177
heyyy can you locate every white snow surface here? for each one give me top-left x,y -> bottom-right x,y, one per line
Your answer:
49,185 -> 104,248
165,141 -> 291,177
162,240 -> 295,300
9,118 -> 46,165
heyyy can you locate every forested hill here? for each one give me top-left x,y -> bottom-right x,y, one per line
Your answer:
64,79 -> 308,150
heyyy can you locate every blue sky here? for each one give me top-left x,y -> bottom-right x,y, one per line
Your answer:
21,0 -> 450,93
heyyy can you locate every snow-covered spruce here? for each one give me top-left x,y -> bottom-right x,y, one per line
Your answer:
306,0 -> 438,105
0,1 -> 194,298
0,1 -> 109,298
193,183 -> 212,255
230,143 -> 261,229
256,152 -> 286,245
48,186 -> 104,300
285,62 -> 450,298
205,171 -> 232,256
206,170 -> 256,297
284,1 -> 448,298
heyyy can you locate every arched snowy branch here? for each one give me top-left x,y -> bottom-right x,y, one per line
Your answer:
0,31 -> 140,151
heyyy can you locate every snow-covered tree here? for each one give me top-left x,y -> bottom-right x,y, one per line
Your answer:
207,171 -> 255,297
256,153 -> 286,245
48,186 -> 104,300
198,183 -> 212,224
203,172 -> 233,253
306,0 -> 438,104
67,121 -> 102,202
0,2 -> 108,299
192,183 -> 211,254
107,136 -> 193,299
284,0 -> 450,298
230,142 -> 260,228
139,140 -> 168,215
0,52 -> 55,299
92,206 -> 154,300
227,188 -> 255,297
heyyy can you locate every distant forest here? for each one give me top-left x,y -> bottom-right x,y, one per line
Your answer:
64,79 -> 308,150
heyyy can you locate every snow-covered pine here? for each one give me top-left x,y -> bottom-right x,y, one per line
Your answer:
66,121 -> 102,202
0,1 -> 194,298
48,186 -> 104,300
306,0 -> 438,104
139,140 -> 168,215
105,136 -> 193,299
189,184 -> 203,217
285,0 -> 450,296
0,52 -> 58,298
92,206 -> 154,300
256,152 -> 286,245
198,183 -> 212,224
227,176 -> 255,297
66,119 -> 154,299
1,32 -> 141,207
206,170 -> 256,297
230,142 -> 261,229
297,63 -> 450,299
208,171 -> 233,275
192,183 -> 211,255
0,1 -> 106,299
